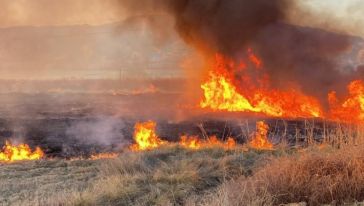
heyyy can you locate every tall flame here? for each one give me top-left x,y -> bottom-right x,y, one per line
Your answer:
200,52 -> 323,118
329,80 -> 364,123
0,141 -> 44,162
250,121 -> 273,149
130,121 -> 166,151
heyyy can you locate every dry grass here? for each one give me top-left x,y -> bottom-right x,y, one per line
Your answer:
5,133 -> 364,206
0,159 -> 100,206
0,146 -> 278,206
69,146 -> 278,206
199,145 -> 364,206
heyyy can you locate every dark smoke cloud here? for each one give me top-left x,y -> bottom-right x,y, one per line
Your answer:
172,0 -> 290,56
120,0 -> 290,56
119,0 -> 363,104
252,23 -> 360,103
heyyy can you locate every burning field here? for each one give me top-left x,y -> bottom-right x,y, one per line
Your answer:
1,0 -> 364,205
2,114 -> 364,205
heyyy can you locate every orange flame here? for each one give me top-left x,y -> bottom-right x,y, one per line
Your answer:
250,121 -> 273,149
329,80 -> 364,123
130,121 -> 237,151
0,141 -> 44,162
130,121 -> 166,151
180,135 -> 201,149
90,153 -> 118,160
179,135 -> 236,149
200,52 -> 323,118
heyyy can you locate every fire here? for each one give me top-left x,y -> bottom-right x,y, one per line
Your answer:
200,52 -> 323,118
0,141 -> 44,162
180,135 -> 201,149
90,153 -> 118,160
329,80 -> 364,123
129,121 -> 237,151
130,121 -> 166,151
199,51 -> 364,123
250,121 -> 273,149
179,135 -> 236,149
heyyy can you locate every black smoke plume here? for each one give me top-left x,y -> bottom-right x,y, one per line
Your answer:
119,0 -> 363,104
120,0 -> 289,56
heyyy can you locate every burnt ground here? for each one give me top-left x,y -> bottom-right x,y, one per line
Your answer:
0,117 -> 331,158
0,92 -> 339,158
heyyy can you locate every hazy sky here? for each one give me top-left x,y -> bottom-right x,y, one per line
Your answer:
0,0 -> 362,79
0,0 -> 362,36
291,0 -> 364,37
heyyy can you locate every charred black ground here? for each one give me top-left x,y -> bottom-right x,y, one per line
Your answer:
0,117 -> 330,158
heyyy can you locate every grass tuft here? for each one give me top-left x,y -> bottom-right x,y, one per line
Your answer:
199,146 -> 364,205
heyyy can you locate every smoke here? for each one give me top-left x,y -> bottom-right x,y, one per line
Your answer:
119,0 -> 363,104
119,0 -> 290,56
66,116 -> 126,147
288,0 -> 364,38
252,23 -> 357,103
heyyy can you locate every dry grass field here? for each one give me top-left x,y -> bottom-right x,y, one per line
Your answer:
2,143 -> 364,205
198,145 -> 364,206
0,146 -> 280,206
0,159 -> 100,205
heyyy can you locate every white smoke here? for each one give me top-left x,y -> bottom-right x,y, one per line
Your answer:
66,116 -> 126,146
